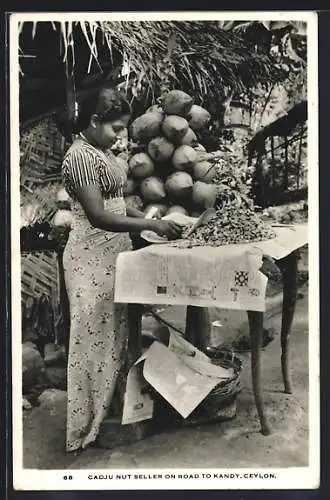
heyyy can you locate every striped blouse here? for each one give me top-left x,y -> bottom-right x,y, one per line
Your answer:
62,136 -> 127,201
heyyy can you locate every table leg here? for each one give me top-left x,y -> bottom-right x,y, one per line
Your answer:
277,250 -> 299,394
185,306 -> 211,350
127,303 -> 143,363
247,310 -> 271,435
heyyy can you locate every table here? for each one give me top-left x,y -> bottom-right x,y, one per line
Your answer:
116,225 -> 308,435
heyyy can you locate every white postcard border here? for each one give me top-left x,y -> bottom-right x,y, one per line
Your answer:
10,10 -> 319,491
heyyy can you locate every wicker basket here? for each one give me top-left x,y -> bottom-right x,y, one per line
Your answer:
203,349 -> 242,403
195,349 -> 242,420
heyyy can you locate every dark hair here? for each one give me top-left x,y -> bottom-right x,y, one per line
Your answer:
55,85 -> 131,139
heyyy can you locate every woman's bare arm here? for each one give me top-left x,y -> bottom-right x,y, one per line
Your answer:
75,185 -> 182,239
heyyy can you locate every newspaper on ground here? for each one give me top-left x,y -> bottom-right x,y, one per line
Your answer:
122,333 -> 234,423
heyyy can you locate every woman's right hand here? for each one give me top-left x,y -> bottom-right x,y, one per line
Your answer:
150,219 -> 183,240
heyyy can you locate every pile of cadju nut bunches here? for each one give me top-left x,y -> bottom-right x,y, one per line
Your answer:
172,201 -> 276,248
122,89 -> 220,218
121,89 -> 277,247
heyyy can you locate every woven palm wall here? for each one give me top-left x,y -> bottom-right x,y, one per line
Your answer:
20,118 -> 67,311
20,118 -> 67,221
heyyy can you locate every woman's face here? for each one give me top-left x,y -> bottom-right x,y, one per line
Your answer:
91,114 -> 130,150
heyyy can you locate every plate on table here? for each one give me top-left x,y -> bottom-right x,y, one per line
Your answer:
141,213 -> 198,244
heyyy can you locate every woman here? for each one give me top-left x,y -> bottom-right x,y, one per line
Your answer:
61,85 -> 182,452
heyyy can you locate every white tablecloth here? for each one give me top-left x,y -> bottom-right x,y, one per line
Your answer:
114,224 -> 308,312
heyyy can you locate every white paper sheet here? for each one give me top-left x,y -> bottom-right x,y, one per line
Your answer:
142,342 -> 222,418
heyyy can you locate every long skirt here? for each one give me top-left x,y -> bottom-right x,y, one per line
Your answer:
63,206 -> 132,452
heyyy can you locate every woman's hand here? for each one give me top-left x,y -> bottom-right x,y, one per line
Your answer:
76,185 -> 182,235
150,219 -> 183,240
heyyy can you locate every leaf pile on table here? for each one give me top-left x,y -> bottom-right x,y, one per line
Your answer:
172,199 -> 276,248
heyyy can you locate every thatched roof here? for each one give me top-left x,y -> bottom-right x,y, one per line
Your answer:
96,21 -> 288,98
19,20 -> 304,123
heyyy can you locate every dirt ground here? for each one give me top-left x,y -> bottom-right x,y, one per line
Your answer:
22,279 -> 309,470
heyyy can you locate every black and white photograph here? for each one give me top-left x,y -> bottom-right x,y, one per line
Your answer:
10,12 -> 319,491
